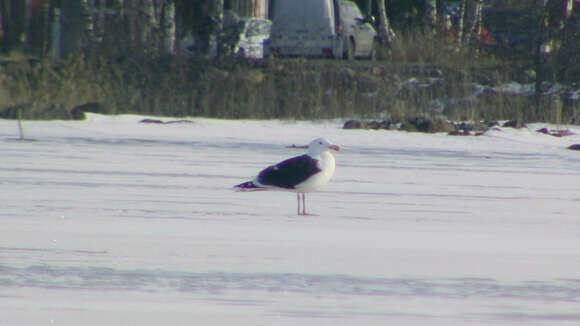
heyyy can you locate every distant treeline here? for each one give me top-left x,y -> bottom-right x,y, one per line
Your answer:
0,0 -> 578,123
1,1 -> 577,61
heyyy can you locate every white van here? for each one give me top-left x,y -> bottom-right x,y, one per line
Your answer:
264,0 -> 377,59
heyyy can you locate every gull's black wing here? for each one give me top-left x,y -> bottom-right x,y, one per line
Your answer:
257,154 -> 321,189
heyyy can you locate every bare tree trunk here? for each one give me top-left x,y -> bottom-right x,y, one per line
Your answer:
143,0 -> 157,46
124,0 -> 138,51
161,0 -> 176,55
423,0 -> 437,33
535,0 -> 576,114
124,0 -> 159,56
534,1 -> 550,118
80,0 -> 95,43
1,0 -> 30,49
54,0 -> 87,58
0,2 -> 4,47
51,7 -> 61,60
26,0 -> 51,56
213,0 -> 224,57
365,0 -> 372,16
456,0 -> 467,46
94,0 -> 106,44
376,0 -> 396,44
98,0 -> 125,56
23,0 -> 31,46
469,0 -> 483,44
558,0 -> 575,35
537,0 -> 576,62
564,0 -> 574,19
461,0 -> 483,53
560,0 -> 576,55
1,0 -> 25,51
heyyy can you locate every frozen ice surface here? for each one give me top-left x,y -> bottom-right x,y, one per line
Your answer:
2,114 -> 580,325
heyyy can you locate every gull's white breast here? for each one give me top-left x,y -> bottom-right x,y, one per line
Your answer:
294,151 -> 336,192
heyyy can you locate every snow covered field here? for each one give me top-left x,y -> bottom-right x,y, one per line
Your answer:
2,114 -> 580,325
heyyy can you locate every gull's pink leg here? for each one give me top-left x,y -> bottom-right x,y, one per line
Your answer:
297,193 -> 301,215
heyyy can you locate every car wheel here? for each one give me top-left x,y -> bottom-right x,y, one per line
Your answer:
344,38 -> 355,60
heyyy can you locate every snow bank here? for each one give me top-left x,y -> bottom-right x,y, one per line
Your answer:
2,115 -> 580,325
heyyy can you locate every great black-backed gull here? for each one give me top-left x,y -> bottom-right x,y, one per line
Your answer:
234,137 -> 339,215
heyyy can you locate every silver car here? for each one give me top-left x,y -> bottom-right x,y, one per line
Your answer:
338,0 -> 377,59
219,17 -> 272,59
234,18 -> 272,59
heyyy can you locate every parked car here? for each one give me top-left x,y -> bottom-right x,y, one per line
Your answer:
233,18 -> 272,59
264,0 -> 377,59
219,17 -> 272,59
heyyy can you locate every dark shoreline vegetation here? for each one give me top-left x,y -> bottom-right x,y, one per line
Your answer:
1,0 -> 579,130
0,45 -> 578,128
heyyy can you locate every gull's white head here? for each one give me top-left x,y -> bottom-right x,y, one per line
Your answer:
307,137 -> 340,156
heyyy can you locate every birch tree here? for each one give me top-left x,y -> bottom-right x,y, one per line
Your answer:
51,5 -> 61,60
423,0 -> 437,33
142,0 -> 157,48
80,0 -> 95,43
213,0 -> 224,57
161,0 -> 176,55
456,0 -> 467,46
535,0 -> 577,99
467,0 -> 483,53
376,0 -> 396,45
455,0 -> 483,54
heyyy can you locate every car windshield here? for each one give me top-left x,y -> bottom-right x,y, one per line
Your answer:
245,20 -> 271,37
270,0 -> 336,37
